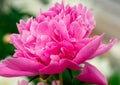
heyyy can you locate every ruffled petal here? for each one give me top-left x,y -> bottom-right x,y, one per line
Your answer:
0,57 -> 44,77
73,35 -> 104,64
76,62 -> 108,85
69,21 -> 85,40
0,64 -> 37,77
56,20 -> 69,40
37,21 -> 49,35
39,59 -> 80,74
91,38 -> 117,58
10,34 -> 24,51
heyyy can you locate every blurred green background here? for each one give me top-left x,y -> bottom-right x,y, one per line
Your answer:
0,0 -> 120,85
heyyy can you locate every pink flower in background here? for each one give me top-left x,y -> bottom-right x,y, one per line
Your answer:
0,1 -> 117,85
18,80 -> 60,85
18,80 -> 28,85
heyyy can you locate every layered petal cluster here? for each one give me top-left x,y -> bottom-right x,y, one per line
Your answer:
0,2 -> 117,85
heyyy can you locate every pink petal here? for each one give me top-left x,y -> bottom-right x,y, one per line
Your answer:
52,80 -> 60,85
39,59 -> 80,74
10,34 -> 24,51
69,21 -> 85,40
76,62 -> 108,85
21,30 -> 34,43
91,38 -> 117,58
18,80 -> 29,85
42,11 -> 57,17
37,82 -> 45,85
0,57 -> 44,77
37,81 -> 60,85
17,20 -> 26,33
37,21 -> 49,35
0,64 -> 37,77
55,20 -> 69,40
25,17 -> 33,30
73,35 -> 104,64
37,82 -> 44,85
30,21 -> 38,36
17,18 -> 32,33
63,14 -> 70,26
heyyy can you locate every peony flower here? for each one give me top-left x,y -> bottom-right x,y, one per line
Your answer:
0,1 -> 117,85
18,80 -> 60,85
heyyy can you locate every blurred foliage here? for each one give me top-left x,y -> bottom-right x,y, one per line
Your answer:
108,71 -> 120,85
40,0 -> 49,4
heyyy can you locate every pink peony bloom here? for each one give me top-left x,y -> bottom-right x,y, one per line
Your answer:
18,80 -> 60,85
0,2 -> 117,85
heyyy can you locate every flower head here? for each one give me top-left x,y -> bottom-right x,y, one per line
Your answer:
0,1 -> 117,85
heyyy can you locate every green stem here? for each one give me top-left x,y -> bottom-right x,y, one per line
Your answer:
59,73 -> 63,85
29,75 -> 39,82
67,69 -> 73,85
67,69 -> 73,80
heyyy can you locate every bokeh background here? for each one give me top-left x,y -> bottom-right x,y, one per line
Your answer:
0,0 -> 120,85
